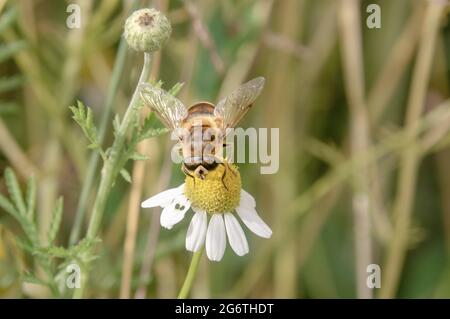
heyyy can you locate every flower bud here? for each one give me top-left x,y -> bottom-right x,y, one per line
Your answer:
124,8 -> 171,53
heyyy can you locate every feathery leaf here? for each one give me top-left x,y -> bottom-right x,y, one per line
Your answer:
48,197 -> 63,244
0,7 -> 18,33
0,75 -> 24,94
0,41 -> 27,63
26,175 -> 36,220
4,168 -> 26,216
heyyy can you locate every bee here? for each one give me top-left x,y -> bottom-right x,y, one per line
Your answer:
139,77 -> 265,188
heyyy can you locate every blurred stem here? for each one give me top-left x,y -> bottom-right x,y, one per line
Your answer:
230,93 -> 450,296
120,0 -> 168,299
177,250 -> 203,299
86,52 -> 152,239
69,38 -> 129,246
288,99 -> 450,219
73,52 -> 153,298
269,0 -> 302,299
134,150 -> 172,298
2,30 -> 86,180
367,4 -> 423,123
338,0 -> 372,299
60,0 -> 92,105
379,1 -> 445,298
120,117 -> 152,299
69,0 -> 140,246
183,0 -> 225,75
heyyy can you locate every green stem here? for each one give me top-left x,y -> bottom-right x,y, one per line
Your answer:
69,0 -> 140,246
178,250 -> 203,299
379,1 -> 444,298
73,52 -> 153,298
69,38 -> 128,246
338,0 -> 372,299
86,52 -> 152,239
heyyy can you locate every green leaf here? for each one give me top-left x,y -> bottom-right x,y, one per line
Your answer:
139,127 -> 168,141
0,41 -> 27,63
0,101 -> 18,115
120,169 -> 132,183
129,111 -> 140,144
72,237 -> 101,255
141,112 -> 162,130
0,7 -> 18,34
37,245 -> 71,259
48,197 -> 63,244
15,236 -> 35,254
1,169 -> 38,245
0,75 -> 24,94
38,237 -> 101,260
4,168 -> 26,216
22,272 -> 49,287
0,193 -> 19,218
1,169 -> 41,246
130,152 -> 149,161
154,80 -> 164,88
138,112 -> 169,142
87,142 -> 100,150
113,114 -> 121,137
168,82 -> 184,96
26,175 -> 36,220
18,215 -> 39,246
70,101 -> 102,153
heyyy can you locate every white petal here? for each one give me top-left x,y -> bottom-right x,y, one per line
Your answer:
141,184 -> 184,208
205,214 -> 226,262
240,189 -> 256,208
224,213 -> 249,256
160,194 -> 190,229
186,210 -> 207,252
236,205 -> 272,238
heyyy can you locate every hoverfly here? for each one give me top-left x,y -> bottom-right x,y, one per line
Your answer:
139,77 -> 265,187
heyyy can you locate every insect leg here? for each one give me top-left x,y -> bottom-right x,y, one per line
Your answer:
220,162 -> 229,191
174,142 -> 183,156
181,165 -> 196,187
222,158 -> 237,177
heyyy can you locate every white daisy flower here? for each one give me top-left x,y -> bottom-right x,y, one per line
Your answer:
141,182 -> 272,262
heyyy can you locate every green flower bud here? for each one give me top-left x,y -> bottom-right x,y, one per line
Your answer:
124,8 -> 171,53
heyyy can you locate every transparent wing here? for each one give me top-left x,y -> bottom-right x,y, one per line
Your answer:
139,83 -> 188,129
214,77 -> 265,129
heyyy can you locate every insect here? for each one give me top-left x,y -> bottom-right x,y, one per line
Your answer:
139,77 -> 265,188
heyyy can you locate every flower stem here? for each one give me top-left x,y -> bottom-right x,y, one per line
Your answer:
338,0 -> 373,299
73,52 -> 152,298
86,52 -> 152,239
379,1 -> 445,298
177,250 -> 203,299
69,37 -> 128,246
68,0 -> 141,248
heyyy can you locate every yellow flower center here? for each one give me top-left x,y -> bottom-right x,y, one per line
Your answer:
184,162 -> 241,213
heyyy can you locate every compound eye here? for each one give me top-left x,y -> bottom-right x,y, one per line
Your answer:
184,162 -> 199,171
183,157 -> 201,171
203,156 -> 216,164
203,161 -> 219,170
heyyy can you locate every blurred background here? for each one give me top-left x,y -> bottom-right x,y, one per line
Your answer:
1,0 -> 450,298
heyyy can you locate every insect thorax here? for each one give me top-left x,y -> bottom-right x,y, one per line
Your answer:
180,102 -> 224,167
